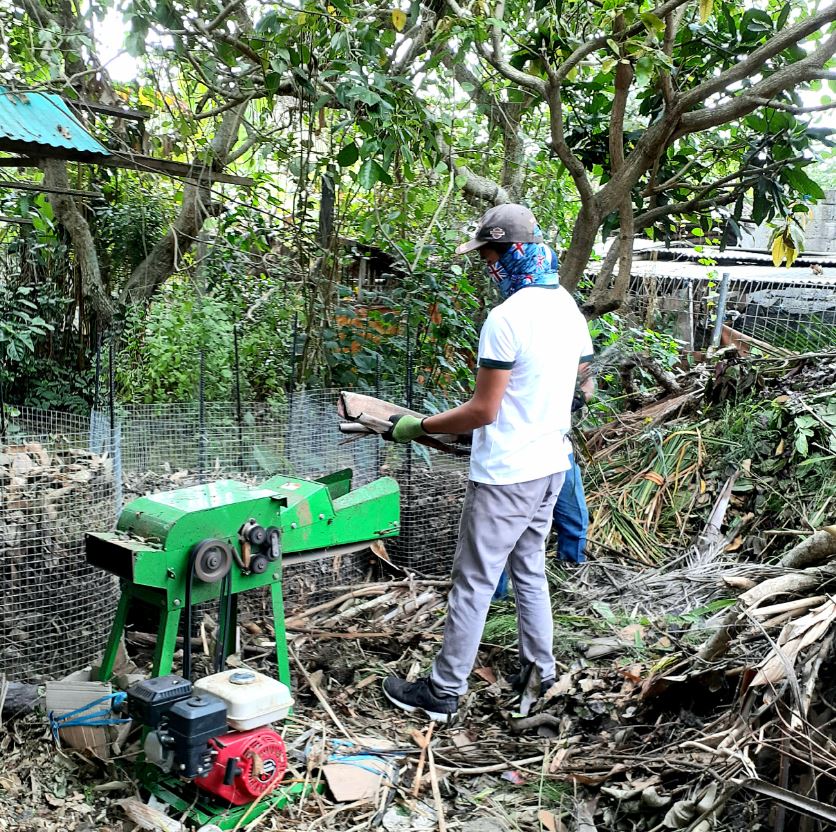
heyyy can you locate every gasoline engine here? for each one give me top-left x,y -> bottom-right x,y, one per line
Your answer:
126,669 -> 292,806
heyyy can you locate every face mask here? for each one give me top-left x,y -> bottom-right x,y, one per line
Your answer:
485,242 -> 561,298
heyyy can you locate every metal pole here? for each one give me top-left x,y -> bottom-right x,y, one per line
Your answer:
109,336 -> 123,513
710,271 -> 731,349
93,333 -> 102,411
374,353 -> 382,473
286,313 -> 299,472
198,347 -> 207,484
289,312 -> 299,400
405,316 -> 413,410
233,323 -> 244,472
197,230 -> 208,484
108,338 -> 115,437
0,363 -> 6,445
687,280 -> 695,352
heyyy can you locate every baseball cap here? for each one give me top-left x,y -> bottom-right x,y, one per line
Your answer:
455,204 -> 544,255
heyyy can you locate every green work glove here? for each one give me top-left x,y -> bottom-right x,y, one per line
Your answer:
385,414 -> 426,444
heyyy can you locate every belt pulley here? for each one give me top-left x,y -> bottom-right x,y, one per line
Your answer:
191,539 -> 233,583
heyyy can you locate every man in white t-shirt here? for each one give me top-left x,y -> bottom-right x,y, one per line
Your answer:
381,204 -> 593,723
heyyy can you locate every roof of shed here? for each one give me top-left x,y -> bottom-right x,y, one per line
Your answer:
0,88 -> 110,160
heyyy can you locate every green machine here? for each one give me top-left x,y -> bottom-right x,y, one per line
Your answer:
85,469 -> 399,831
87,469 -> 400,686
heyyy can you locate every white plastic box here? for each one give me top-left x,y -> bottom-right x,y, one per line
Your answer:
194,669 -> 293,730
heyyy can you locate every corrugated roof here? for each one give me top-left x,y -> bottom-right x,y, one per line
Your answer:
586,257 -> 836,285
0,88 -> 110,159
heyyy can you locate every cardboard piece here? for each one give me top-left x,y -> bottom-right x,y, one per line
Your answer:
320,736 -> 402,802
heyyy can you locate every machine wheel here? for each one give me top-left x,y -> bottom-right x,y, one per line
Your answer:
192,539 -> 233,583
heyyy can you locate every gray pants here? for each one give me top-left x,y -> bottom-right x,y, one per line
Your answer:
430,472 -> 565,696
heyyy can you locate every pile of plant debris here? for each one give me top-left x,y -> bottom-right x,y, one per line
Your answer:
583,349 -> 836,566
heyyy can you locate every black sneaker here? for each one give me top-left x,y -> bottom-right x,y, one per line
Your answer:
506,663 -> 555,695
382,676 -> 458,723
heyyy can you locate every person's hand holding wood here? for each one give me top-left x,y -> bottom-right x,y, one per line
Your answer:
384,414 -> 426,444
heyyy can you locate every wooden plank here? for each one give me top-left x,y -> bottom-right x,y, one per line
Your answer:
105,152 -> 254,186
0,215 -> 34,225
0,152 -> 254,187
0,157 -> 39,167
0,178 -> 98,197
338,391 -> 467,456
64,98 -> 149,122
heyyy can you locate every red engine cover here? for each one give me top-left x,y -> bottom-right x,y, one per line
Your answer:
196,727 -> 288,806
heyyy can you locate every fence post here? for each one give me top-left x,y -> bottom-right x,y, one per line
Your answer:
0,364 -> 6,445
109,336 -> 123,514
198,347 -> 207,484
233,322 -> 244,472
375,353 -> 382,473
710,271 -> 731,349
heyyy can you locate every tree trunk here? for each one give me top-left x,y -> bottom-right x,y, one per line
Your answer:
558,203 -> 600,293
42,159 -> 114,327
119,104 -> 247,307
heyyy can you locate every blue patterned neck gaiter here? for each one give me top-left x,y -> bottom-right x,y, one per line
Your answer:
486,242 -> 561,299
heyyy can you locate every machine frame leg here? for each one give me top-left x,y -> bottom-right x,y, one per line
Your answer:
270,581 -> 291,688
97,583 -> 133,681
153,605 -> 183,677
218,593 -> 239,667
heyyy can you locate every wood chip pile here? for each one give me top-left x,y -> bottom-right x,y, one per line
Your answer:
0,442 -> 119,681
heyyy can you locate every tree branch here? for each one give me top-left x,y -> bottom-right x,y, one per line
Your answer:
634,188 -> 752,228
119,103 -> 248,305
680,5 -> 836,109
545,71 -> 595,206
679,30 -> 836,134
746,96 -> 836,115
436,131 -> 511,205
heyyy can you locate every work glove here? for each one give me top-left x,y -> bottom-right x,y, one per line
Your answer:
384,414 -> 426,444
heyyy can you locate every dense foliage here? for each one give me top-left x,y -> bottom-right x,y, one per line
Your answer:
1,0 -> 835,409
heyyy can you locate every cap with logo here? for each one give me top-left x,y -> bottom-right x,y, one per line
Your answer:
455,204 -> 544,255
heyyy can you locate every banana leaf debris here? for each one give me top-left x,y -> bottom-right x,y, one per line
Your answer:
2,349 -> 836,831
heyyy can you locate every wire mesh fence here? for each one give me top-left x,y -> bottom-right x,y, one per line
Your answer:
623,269 -> 836,354
1,408 -> 120,682
113,390 -> 469,578
1,389 -> 468,681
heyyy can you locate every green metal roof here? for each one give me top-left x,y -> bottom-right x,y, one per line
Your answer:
0,88 -> 110,159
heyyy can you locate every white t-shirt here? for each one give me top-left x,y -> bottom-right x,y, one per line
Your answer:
469,286 -> 593,485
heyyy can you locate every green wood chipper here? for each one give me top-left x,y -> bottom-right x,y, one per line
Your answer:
85,468 -> 400,830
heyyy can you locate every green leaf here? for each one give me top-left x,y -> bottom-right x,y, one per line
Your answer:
776,2 -> 791,30
336,141 -> 360,167
357,159 -> 389,189
640,12 -> 665,34
782,166 -> 825,201
795,432 -> 809,457
699,0 -> 713,25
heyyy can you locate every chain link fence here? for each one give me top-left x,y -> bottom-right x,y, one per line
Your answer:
2,390 -> 468,681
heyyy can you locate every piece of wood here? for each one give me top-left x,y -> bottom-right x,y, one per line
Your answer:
65,98 -> 149,122
411,723 -> 434,797
0,178 -> 98,197
290,649 -> 354,741
105,152 -> 254,186
338,391 -> 461,446
425,733 -> 447,832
